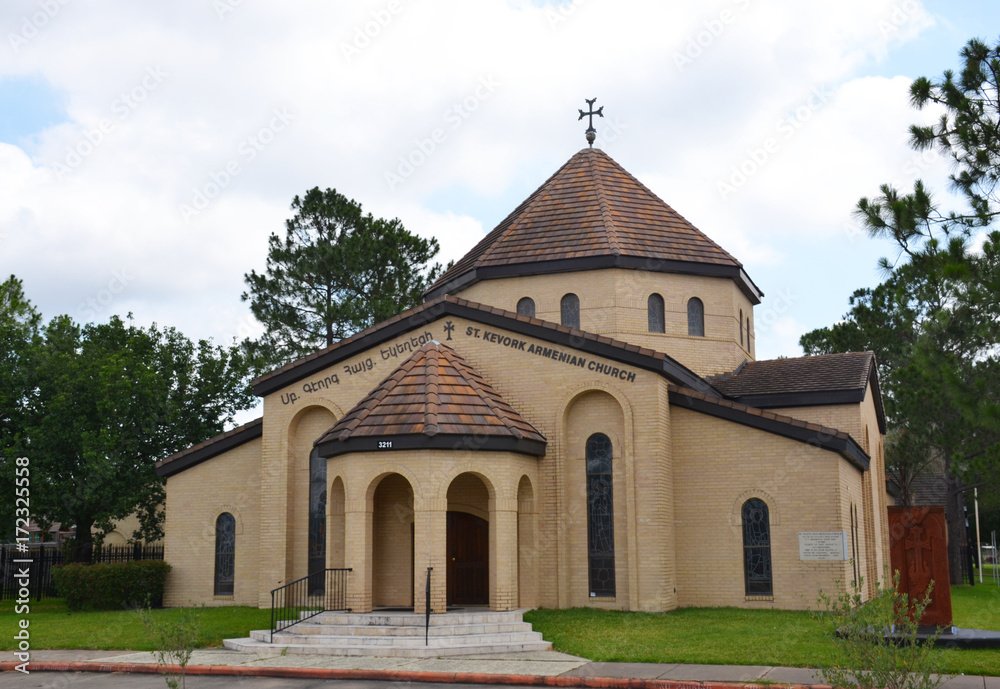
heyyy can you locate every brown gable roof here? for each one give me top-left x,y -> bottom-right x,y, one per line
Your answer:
425,148 -> 762,303
156,417 -> 263,478
315,341 -> 546,458
668,385 -> 870,471
709,352 -> 886,434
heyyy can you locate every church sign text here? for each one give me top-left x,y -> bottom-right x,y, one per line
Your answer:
464,326 -> 636,383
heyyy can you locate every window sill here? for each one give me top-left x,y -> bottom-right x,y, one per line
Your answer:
745,595 -> 773,602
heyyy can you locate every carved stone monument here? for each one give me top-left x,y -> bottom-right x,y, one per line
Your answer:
888,506 -> 953,627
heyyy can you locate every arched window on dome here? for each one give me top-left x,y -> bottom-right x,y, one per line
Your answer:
561,293 -> 580,329
586,433 -> 615,597
517,297 -> 535,318
647,293 -> 665,333
742,498 -> 772,596
687,297 -> 704,337
214,512 -> 236,596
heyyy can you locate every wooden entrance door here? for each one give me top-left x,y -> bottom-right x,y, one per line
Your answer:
447,511 -> 488,605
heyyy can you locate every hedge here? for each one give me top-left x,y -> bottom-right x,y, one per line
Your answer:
53,560 -> 171,611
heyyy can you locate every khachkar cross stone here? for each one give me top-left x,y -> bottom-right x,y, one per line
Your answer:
578,98 -> 604,147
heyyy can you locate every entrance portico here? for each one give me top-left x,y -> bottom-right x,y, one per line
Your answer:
317,341 -> 545,614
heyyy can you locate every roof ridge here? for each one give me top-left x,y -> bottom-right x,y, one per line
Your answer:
336,355 -> 415,440
424,344 -> 440,437
593,148 -> 740,265
476,151 -> 586,267
448,348 -> 525,439
588,149 -> 623,255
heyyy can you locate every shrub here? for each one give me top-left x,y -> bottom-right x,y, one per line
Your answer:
53,560 -> 171,611
814,570 -> 943,689
137,604 -> 202,689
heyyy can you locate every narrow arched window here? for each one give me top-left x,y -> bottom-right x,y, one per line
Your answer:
586,433 -> 615,597
740,309 -> 744,346
214,512 -> 235,596
308,447 -> 327,595
517,297 -> 535,318
746,316 -> 751,348
561,293 -> 580,329
742,499 -> 772,596
687,297 -> 704,337
647,293 -> 665,333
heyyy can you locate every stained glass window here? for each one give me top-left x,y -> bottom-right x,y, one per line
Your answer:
687,297 -> 704,337
648,293 -> 665,333
740,309 -> 744,345
308,448 -> 326,595
742,498 -> 772,596
517,297 -> 535,318
214,512 -> 235,596
586,433 -> 615,597
561,293 -> 580,329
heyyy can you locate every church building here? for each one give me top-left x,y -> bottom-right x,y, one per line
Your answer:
156,143 -> 890,616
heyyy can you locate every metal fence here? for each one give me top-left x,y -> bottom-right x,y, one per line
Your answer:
0,544 -> 164,601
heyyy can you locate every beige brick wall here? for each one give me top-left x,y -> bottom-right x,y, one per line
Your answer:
671,408 -> 858,610
457,269 -> 754,376
162,437 -> 261,607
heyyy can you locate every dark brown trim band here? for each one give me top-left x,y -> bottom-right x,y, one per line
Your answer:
156,418 -> 263,478
316,433 -> 547,459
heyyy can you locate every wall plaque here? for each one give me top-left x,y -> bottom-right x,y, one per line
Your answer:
799,531 -> 848,561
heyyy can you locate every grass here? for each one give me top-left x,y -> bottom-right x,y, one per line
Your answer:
3,584 -> 998,675
525,583 -> 1000,677
0,599 -> 271,651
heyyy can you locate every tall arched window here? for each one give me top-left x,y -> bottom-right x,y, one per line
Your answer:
647,293 -> 665,333
586,433 -> 615,597
746,316 -> 751,348
739,309 -> 744,346
561,293 -> 580,329
687,297 -> 704,337
742,498 -> 772,596
308,447 -> 327,595
517,297 -> 535,318
214,512 -> 236,596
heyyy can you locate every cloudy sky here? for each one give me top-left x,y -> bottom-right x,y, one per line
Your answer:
1,0 -> 995,395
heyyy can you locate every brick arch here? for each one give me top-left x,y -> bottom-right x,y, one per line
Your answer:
358,465 -> 422,503
730,489 -> 780,526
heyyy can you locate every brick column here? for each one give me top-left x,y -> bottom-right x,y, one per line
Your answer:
490,498 -> 519,611
413,498 -> 447,613
344,499 -> 372,613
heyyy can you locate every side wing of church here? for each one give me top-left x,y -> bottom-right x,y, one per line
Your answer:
156,148 -> 891,613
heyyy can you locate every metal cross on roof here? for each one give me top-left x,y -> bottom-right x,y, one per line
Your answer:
578,98 -> 604,147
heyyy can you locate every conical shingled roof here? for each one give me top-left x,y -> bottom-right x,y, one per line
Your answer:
426,148 -> 759,301
314,341 -> 546,458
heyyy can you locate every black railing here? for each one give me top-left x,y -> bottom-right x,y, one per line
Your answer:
424,566 -> 432,646
270,568 -> 351,642
0,544 -> 164,601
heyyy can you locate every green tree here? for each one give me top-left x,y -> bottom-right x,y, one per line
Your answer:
801,38 -> 1000,583
242,187 -> 444,369
0,276 -> 42,541
27,314 -> 256,557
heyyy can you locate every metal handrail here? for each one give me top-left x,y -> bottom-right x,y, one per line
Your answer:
424,567 -> 432,645
270,568 -> 351,643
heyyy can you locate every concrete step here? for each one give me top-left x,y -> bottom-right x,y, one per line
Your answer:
248,629 -> 546,648
312,610 -> 526,627
224,636 -> 552,658
273,621 -> 534,637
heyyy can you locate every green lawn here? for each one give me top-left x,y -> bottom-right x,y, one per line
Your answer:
1,599 -> 272,651
525,583 -> 1000,677
3,585 -> 998,676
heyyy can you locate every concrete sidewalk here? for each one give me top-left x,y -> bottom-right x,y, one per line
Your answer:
5,649 -> 999,689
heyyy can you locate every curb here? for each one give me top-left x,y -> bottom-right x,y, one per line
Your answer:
0,662 -> 826,688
